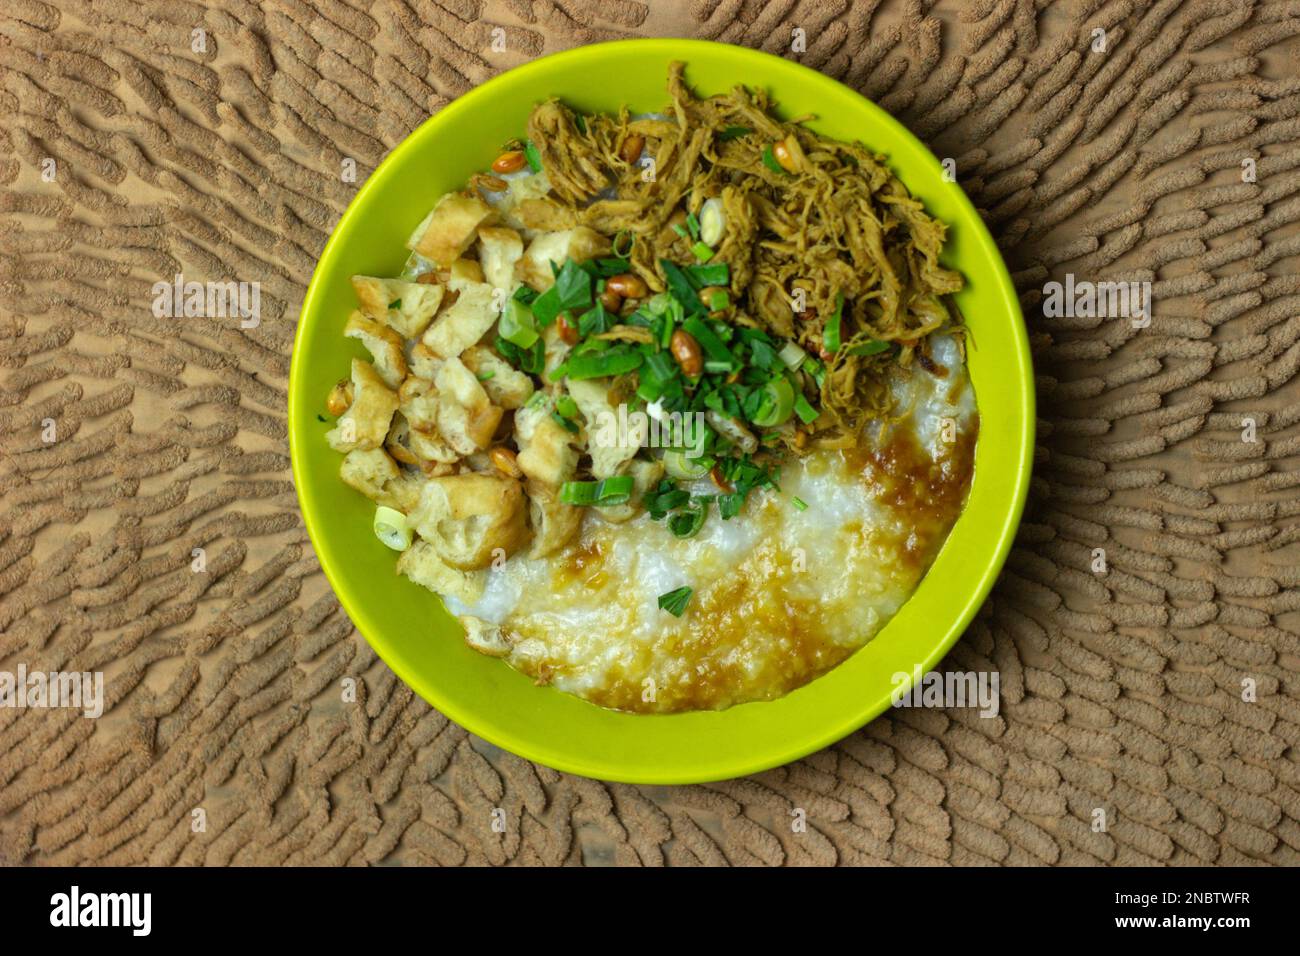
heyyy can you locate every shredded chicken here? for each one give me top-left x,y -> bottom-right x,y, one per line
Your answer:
524,61 -> 965,440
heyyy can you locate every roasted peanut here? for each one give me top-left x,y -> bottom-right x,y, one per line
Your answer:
490,446 -> 523,478
479,175 -> 509,192
492,150 -> 527,174
599,286 -> 622,312
416,271 -> 439,285
606,273 -> 649,299
326,380 -> 353,416
556,312 -> 579,345
772,136 -> 799,173
619,134 -> 646,164
670,328 -> 703,377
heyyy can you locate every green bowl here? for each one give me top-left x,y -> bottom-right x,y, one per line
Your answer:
288,39 -> 1034,784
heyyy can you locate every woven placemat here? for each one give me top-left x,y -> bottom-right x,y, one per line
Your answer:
3,0 -> 1299,866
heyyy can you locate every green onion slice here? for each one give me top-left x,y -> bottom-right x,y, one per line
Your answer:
778,340 -> 807,370
499,298 -> 539,348
750,378 -> 795,428
657,585 -> 693,616
663,448 -> 709,480
560,476 -> 636,507
684,262 -> 730,288
523,140 -> 543,172
668,506 -> 706,539
690,241 -> 714,262
698,198 -> 726,246
682,317 -> 736,367
704,288 -> 730,311
794,392 -> 819,424
824,293 -> 844,353
762,145 -> 785,175
373,506 -> 411,551
555,346 -> 644,381
555,394 -> 578,419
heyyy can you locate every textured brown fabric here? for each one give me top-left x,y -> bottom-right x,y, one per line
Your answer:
3,0 -> 1300,866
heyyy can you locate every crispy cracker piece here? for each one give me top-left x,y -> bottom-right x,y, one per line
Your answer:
344,311 -> 408,388
477,226 -> 525,294
327,359 -> 398,452
350,275 -> 444,338
435,356 -> 502,455
515,227 -> 611,292
422,281 -> 499,359
567,378 -> 639,478
513,198 -> 579,232
339,447 -> 422,512
409,472 -> 530,570
409,342 -> 444,380
447,258 -> 485,290
408,192 -> 496,268
514,396 -> 579,486
407,425 -> 459,464
525,478 -> 583,558
461,346 -> 534,409
460,615 -> 513,657
496,169 -> 553,229
398,376 -> 440,432
396,539 -> 487,605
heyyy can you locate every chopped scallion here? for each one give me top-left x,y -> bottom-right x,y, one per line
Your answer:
698,198 -> 726,246
667,506 -> 706,539
663,449 -> 709,480
794,392 -> 819,424
657,585 -> 693,616
762,145 -> 786,175
499,298 -> 539,348
778,340 -> 807,370
560,475 -> 635,507
523,140 -> 543,172
750,378 -> 795,428
554,346 -> 644,381
824,293 -> 844,353
373,506 -> 411,551
555,394 -> 579,419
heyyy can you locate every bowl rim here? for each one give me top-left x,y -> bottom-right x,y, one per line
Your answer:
288,37 -> 1035,783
